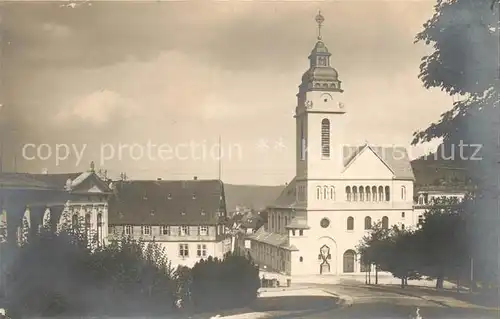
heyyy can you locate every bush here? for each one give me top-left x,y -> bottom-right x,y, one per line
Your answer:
2,226 -> 260,317
4,228 -> 177,317
190,252 -> 260,312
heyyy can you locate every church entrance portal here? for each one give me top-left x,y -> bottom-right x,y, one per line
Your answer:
343,250 -> 356,273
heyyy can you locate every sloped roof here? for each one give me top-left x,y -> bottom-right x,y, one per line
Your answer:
343,144 -> 415,180
108,179 -> 226,226
27,172 -> 82,189
270,178 -> 297,208
0,173 -> 57,190
247,227 -> 298,251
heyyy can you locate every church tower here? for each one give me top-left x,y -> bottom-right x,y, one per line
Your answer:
295,11 -> 346,184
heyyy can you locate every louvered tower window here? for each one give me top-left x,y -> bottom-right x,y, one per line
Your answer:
321,118 -> 330,158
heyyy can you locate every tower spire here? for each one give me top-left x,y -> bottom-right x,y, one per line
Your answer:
315,10 -> 324,40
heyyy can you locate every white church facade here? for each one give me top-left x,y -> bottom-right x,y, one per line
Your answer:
247,12 -> 418,276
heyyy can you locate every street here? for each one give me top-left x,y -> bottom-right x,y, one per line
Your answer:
267,278 -> 499,319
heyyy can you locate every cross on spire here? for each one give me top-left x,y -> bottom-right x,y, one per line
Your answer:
315,10 -> 325,40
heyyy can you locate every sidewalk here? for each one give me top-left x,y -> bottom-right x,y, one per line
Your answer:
371,284 -> 499,310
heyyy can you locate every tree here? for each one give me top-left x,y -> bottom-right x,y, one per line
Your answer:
190,252 -> 260,312
5,224 -> 177,317
411,197 -> 469,289
414,0 -> 500,288
356,221 -> 392,285
381,226 -> 422,288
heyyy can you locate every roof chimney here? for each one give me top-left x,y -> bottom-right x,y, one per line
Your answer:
193,176 -> 198,180
42,168 -> 48,174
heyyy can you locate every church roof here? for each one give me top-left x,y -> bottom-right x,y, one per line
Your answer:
343,144 -> 415,180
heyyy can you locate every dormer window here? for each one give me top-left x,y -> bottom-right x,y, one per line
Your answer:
192,193 -> 196,199
167,193 -> 172,200
143,193 -> 148,200
150,210 -> 155,216
181,211 -> 186,216
200,209 -> 206,216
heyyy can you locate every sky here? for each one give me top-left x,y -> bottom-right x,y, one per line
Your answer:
0,0 -> 453,185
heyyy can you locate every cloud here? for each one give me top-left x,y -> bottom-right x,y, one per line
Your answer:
54,89 -> 139,126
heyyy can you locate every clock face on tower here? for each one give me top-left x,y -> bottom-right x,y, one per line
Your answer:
318,57 -> 326,66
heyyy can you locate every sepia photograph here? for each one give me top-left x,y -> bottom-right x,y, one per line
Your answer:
0,0 -> 498,318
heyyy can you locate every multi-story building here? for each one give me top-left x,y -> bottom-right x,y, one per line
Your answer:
107,177 -> 231,268
0,163 -> 111,245
414,184 -> 474,223
247,12 -> 417,277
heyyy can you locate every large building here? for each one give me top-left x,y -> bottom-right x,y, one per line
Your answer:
107,178 -> 231,268
247,12 -> 418,277
0,163 -> 111,246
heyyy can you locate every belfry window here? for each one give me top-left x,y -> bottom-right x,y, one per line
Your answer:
321,119 -> 330,158
346,186 -> 351,201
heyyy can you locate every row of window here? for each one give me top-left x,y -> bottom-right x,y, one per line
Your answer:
178,243 -> 207,258
315,186 -> 335,200
116,225 -> 210,236
346,186 -> 393,202
311,185 -> 408,202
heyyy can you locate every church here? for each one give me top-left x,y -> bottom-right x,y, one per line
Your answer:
247,12 -> 417,276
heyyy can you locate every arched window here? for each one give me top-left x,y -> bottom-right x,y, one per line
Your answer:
353,186 -> 358,201
359,186 -> 364,201
85,213 -> 91,230
347,216 -> 354,230
300,119 -> 305,160
329,186 -> 335,200
401,186 -> 406,200
372,186 -> 377,202
365,186 -> 371,201
316,186 -> 322,200
364,216 -> 372,230
385,186 -> 390,201
71,214 -> 78,228
346,186 -> 351,201
378,186 -> 384,201
382,216 -> 389,229
97,213 -> 103,245
323,186 -> 328,200
321,118 -> 330,158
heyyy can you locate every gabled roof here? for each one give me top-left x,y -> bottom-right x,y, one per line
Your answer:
108,179 -> 226,226
343,144 -> 415,180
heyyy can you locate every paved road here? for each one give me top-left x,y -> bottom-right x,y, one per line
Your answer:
284,279 -> 499,319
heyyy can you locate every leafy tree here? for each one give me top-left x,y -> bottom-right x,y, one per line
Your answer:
190,252 -> 260,312
415,197 -> 469,289
356,221 -> 392,285
381,226 -> 422,288
414,0 -> 499,288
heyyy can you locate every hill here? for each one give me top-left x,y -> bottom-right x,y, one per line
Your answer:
223,184 -> 285,212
